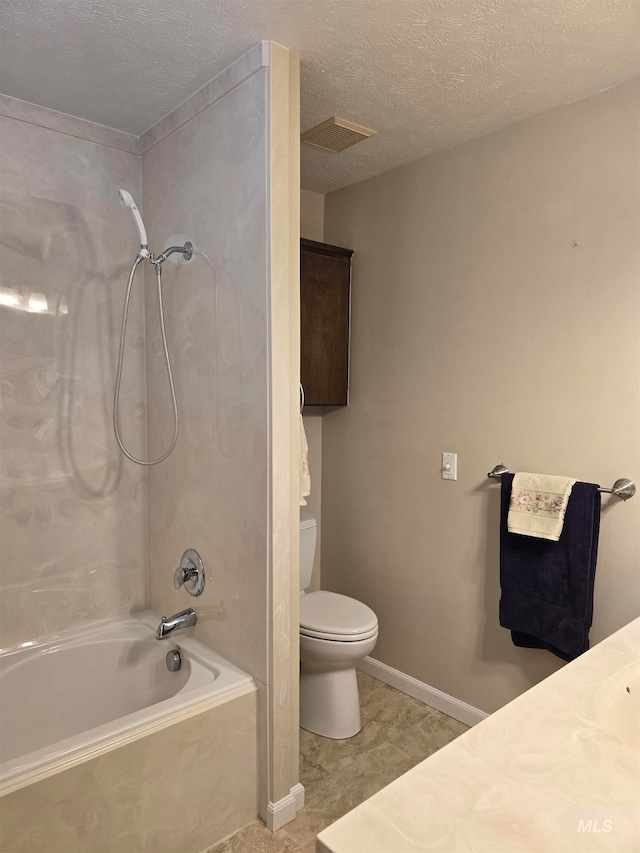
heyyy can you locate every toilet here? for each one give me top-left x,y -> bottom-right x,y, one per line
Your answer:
299,512 -> 378,739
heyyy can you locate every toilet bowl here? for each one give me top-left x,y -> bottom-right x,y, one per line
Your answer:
299,514 -> 378,739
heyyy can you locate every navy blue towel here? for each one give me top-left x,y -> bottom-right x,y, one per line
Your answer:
499,473 -> 601,662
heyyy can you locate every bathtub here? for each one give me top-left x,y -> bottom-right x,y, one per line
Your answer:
0,611 -> 258,853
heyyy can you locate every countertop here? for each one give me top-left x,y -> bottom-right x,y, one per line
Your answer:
317,618 -> 640,853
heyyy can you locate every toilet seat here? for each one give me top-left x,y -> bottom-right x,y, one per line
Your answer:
300,624 -> 378,642
300,591 -> 378,643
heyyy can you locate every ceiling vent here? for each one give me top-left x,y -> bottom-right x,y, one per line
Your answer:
301,117 -> 376,152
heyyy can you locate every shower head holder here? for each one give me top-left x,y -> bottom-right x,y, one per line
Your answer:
118,189 -> 191,265
151,242 -> 193,267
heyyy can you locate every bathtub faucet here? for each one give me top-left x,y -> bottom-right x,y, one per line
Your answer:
155,608 -> 197,641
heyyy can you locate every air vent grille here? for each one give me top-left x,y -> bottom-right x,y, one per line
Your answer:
301,117 -> 376,152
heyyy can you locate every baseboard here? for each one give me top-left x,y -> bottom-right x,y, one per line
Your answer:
265,783 -> 305,832
291,782 -> 305,811
358,657 -> 488,727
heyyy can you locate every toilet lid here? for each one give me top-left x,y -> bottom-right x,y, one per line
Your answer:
300,591 -> 378,639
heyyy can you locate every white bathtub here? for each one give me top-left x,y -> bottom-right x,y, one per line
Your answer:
0,611 -> 258,853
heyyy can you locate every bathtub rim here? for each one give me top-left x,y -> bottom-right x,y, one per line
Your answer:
0,610 -> 256,797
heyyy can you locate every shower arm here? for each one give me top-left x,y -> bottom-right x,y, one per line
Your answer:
150,242 -> 193,266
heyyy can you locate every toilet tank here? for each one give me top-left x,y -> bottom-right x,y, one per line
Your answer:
299,511 -> 317,591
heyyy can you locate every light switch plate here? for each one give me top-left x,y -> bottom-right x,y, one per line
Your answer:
442,452 -> 457,481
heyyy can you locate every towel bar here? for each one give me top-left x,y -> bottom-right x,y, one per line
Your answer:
487,464 -> 636,501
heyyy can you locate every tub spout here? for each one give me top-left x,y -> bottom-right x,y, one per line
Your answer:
155,608 -> 197,640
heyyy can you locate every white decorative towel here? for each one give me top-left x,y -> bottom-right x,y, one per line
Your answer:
300,414 -> 311,506
508,472 -> 577,541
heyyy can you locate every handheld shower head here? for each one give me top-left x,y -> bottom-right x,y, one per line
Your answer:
117,189 -> 149,255
117,188 -> 133,207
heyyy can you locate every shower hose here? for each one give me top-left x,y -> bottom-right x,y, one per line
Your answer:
113,256 -> 179,465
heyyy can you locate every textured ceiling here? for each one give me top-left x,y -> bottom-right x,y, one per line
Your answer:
1,0 -> 638,193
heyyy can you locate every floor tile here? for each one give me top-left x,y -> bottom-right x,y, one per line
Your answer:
298,674 -> 435,786
304,740 -> 416,818
209,820 -> 297,852
389,710 -> 469,765
280,807 -> 335,849
212,673 -> 470,852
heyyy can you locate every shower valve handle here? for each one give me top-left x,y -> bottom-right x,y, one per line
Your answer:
172,549 -> 206,596
173,564 -> 197,589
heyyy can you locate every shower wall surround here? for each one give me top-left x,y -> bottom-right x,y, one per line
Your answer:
0,104 -> 146,646
0,42 -> 301,833
142,42 -> 302,827
142,50 -> 270,684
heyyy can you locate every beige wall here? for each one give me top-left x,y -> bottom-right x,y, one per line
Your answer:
286,49 -> 302,816
0,102 -> 146,646
264,42 -> 300,817
301,188 -> 324,243
300,188 -> 324,590
322,79 -> 640,714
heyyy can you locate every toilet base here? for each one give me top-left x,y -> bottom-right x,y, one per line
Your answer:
300,665 -> 361,739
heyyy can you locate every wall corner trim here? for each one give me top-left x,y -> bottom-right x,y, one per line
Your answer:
358,657 -> 489,727
0,93 -> 140,153
139,42 -> 265,153
265,784 -> 305,832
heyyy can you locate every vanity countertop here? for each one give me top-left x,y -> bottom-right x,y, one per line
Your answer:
317,617 -> 640,853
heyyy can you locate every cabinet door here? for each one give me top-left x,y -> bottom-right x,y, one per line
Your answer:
301,240 -> 352,406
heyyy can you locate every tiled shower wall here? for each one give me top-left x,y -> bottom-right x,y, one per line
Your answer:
0,106 -> 147,646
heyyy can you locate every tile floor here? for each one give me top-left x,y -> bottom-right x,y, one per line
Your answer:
210,672 -> 469,853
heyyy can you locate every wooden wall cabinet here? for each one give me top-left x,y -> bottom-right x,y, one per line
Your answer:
300,238 -> 353,406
